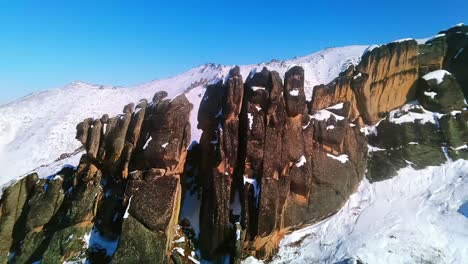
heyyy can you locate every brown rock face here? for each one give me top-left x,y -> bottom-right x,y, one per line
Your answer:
353,40 -> 419,124
198,66 -> 244,259
192,66 -> 368,259
284,66 -> 306,117
311,65 -> 360,120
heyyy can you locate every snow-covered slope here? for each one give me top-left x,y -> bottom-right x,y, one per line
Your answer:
244,160 -> 468,264
0,45 -> 367,186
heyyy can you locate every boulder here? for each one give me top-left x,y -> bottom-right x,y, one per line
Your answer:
113,171 -> 182,264
440,24 -> 468,98
418,70 -> 466,113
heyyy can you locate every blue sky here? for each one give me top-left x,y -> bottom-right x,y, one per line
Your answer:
0,0 -> 467,104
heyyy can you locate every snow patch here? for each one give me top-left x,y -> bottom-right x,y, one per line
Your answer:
424,91 -> 437,99
326,153 -> 349,163
247,113 -> 254,130
123,196 -> 133,219
392,38 -> 414,43
143,137 -> 152,150
295,155 -> 306,167
422,70 -> 451,85
251,86 -> 266,91
289,89 -> 300,96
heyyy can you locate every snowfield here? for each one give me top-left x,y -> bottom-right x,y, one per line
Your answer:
244,159 -> 468,264
0,45 -> 367,186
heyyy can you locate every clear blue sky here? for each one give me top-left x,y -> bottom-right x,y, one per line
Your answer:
0,0 -> 467,104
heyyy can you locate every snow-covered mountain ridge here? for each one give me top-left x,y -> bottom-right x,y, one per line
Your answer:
0,45 -> 367,186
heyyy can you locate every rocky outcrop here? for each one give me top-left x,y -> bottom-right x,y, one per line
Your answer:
113,170 -> 182,264
1,25 -> 468,264
0,174 -> 37,263
311,65 -> 361,120
1,92 -> 193,264
231,67 -> 366,259
197,66 -> 244,260
417,70 -> 466,113
440,24 -> 468,98
312,40 -> 420,125
419,35 -> 446,76
352,40 -> 419,124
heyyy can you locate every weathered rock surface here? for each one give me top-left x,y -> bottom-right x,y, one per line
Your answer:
2,25 -> 468,263
311,66 -> 360,120
113,170 -> 182,264
440,24 -> 468,98
418,35 -> 446,76
418,71 -> 466,113
353,40 -> 419,124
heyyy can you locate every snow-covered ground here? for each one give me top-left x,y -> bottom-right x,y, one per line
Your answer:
244,159 -> 468,264
0,45 -> 367,187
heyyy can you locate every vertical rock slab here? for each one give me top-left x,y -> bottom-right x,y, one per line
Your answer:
284,66 -> 306,117
114,94 -> 192,263
198,67 -> 244,259
0,174 -> 37,263
418,35 -> 447,76
353,40 -> 419,124
113,170 -> 182,264
440,24 -> 468,98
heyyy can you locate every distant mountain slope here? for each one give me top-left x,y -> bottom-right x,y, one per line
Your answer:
0,45 -> 367,185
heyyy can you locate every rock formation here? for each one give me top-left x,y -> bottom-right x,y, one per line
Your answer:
1,25 -> 467,264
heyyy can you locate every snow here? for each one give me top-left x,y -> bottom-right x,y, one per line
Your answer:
295,155 -> 306,167
123,196 -> 132,219
143,137 -> 152,149
326,125 -> 335,130
311,102 -> 346,121
0,45 -> 367,188
326,102 -> 343,110
454,144 -> 468,151
392,38 -> 414,43
289,89 -> 299,96
251,86 -> 266,91
311,110 -> 344,121
422,70 -> 451,85
363,45 -> 381,54
361,120 -> 383,136
247,113 -> 254,130
243,175 -> 261,205
367,145 -> 386,152
424,91 -> 437,99
246,160 -> 468,264
353,72 -> 362,80
161,142 -> 169,148
326,153 -> 349,163
388,103 -> 442,125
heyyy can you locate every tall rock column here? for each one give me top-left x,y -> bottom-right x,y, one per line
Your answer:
198,66 -> 244,259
